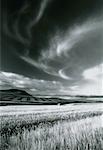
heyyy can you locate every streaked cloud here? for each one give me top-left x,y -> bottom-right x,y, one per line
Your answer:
1,1 -> 103,96
20,18 -> 103,81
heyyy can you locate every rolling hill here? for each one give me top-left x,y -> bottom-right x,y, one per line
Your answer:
0,89 -> 103,106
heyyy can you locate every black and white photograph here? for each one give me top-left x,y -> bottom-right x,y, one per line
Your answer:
0,0 -> 103,149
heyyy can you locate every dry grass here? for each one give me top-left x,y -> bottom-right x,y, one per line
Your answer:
0,110 -> 102,134
1,113 -> 103,150
0,104 -> 103,150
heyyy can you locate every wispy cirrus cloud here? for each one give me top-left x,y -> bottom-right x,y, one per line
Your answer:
20,17 -> 103,82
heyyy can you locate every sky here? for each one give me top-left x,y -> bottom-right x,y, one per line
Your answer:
0,0 -> 103,95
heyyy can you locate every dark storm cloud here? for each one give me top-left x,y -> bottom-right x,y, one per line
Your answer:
1,0 -> 103,95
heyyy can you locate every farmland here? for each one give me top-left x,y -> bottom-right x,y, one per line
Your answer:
0,103 -> 103,150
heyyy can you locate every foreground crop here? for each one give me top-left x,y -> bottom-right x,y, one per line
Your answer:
1,115 -> 103,150
0,104 -> 103,150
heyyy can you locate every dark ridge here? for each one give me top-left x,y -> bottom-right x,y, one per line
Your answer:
0,89 -> 32,96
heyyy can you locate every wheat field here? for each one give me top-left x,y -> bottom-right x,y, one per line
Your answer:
0,104 -> 103,150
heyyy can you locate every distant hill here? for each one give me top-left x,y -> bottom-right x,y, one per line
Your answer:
0,89 -> 35,105
0,89 -> 103,106
0,89 -> 32,96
